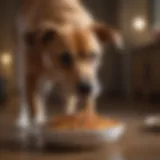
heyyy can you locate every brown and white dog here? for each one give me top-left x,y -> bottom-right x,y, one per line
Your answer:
15,0 -> 123,128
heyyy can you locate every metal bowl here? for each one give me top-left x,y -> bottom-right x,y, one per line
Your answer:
42,123 -> 125,147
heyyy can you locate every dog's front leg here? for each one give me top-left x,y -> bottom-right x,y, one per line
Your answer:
62,90 -> 78,115
16,39 -> 32,129
66,95 -> 77,115
17,72 -> 39,129
25,73 -> 40,123
31,78 -> 53,147
34,79 -> 53,125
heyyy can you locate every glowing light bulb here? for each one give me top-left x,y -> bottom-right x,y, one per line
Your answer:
132,17 -> 146,31
1,53 -> 12,66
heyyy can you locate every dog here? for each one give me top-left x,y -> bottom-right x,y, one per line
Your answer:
15,0 -> 123,128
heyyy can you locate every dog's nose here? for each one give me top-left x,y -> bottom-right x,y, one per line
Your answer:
77,81 -> 92,95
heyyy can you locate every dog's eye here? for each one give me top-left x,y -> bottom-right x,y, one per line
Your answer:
59,52 -> 73,68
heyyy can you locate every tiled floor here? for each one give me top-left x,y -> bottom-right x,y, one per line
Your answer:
0,100 -> 160,160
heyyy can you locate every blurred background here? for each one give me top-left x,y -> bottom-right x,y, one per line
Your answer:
0,0 -> 159,106
0,0 -> 159,159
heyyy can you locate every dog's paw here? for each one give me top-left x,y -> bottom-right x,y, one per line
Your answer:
16,113 -> 31,130
16,103 -> 32,129
66,106 -> 77,115
30,123 -> 45,148
34,114 -> 47,127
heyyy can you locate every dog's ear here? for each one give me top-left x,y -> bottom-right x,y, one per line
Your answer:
92,23 -> 124,49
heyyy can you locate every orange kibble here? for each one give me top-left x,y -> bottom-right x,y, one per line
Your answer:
49,113 -> 119,130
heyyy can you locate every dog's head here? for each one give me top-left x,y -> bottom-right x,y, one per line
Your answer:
25,23 -> 123,96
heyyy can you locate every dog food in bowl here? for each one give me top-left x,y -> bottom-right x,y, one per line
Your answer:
48,113 -> 119,130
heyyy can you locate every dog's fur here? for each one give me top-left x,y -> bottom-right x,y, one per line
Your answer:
15,0 -> 123,128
